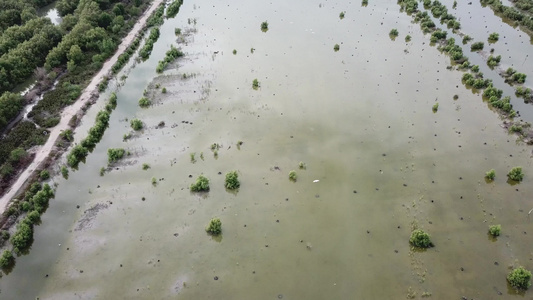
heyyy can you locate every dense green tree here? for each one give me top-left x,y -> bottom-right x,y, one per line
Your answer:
0,92 -> 24,131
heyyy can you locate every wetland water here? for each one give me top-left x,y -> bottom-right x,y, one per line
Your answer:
2,0 -> 533,298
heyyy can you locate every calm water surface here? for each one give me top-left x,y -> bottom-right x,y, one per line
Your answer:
2,0 -> 533,299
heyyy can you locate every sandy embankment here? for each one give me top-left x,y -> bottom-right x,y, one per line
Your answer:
0,0 -> 165,214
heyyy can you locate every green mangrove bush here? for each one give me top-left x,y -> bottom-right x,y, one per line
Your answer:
485,169 -> 496,180
130,119 -> 143,130
190,175 -> 210,192
225,171 -> 240,190
409,229 -> 433,248
205,218 -> 222,235
507,166 -> 524,181
488,224 -> 501,237
107,148 -> 125,164
508,267 -> 532,290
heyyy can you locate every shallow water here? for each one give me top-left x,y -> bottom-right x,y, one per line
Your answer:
2,0 -> 533,299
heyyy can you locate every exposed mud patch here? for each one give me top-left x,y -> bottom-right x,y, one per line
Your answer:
75,203 -> 109,231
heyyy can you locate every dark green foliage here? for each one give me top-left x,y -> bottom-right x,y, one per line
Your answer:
166,0 -> 183,18
0,22 -> 62,94
488,224 -> 501,236
156,45 -> 183,73
440,38 -> 465,63
10,222 -> 33,253
146,2 -> 165,27
432,103 -> 439,112
0,92 -> 25,132
470,41 -> 484,51
487,55 -> 501,68
139,27 -> 160,60
507,166 -> 524,181
430,30 -> 447,42
512,72 -> 527,84
190,175 -> 210,192
485,169 -> 496,180
261,21 -> 269,32
508,267 -> 532,290
139,97 -> 151,108
471,65 -> 480,73
339,11 -> 345,19
26,210 -> 40,224
67,144 -> 88,168
334,44 -> 340,51
0,250 -> 14,268
107,148 -> 125,164
409,229 -> 433,248
515,87 -> 533,102
205,218 -> 222,235
175,27 -> 181,35
0,121 -> 47,168
112,37 -> 141,74
61,166 -> 69,179
389,28 -> 399,37
130,119 -> 143,130
462,35 -> 472,44
40,170 -> 49,180
1,230 -> 9,240
142,163 -> 150,170
398,0 -> 417,13
252,79 -> 260,89
488,32 -> 499,42
225,171 -> 240,190
405,35 -> 412,42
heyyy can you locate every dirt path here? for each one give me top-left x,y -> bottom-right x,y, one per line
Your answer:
0,0 -> 164,214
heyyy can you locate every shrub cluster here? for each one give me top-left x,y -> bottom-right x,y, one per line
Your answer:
67,93 -> 117,168
205,218 -> 222,235
225,171 -> 240,190
107,148 -> 126,164
166,0 -> 184,18
156,45 -> 184,73
508,266 -> 532,290
139,28 -> 161,60
488,224 -> 501,236
507,166 -> 524,181
485,169 -> 496,180
409,229 -> 433,248
190,175 -> 210,192
470,41 -> 484,51
487,55 -> 501,68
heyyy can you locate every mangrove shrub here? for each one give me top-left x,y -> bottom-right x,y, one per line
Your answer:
409,229 -> 433,248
